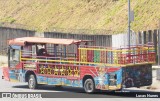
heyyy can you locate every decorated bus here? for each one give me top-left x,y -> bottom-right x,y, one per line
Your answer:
2,37 -> 155,93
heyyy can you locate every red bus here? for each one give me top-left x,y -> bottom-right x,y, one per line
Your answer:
2,37 -> 155,93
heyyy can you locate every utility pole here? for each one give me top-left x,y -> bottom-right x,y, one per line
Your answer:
158,19 -> 160,67
128,0 -> 131,48
157,19 -> 160,80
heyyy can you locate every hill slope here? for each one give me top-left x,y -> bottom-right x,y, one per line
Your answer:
0,0 -> 160,33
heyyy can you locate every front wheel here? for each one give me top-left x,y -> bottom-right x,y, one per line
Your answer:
84,78 -> 95,93
28,74 -> 37,89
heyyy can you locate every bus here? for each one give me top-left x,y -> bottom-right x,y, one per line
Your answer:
2,37 -> 155,93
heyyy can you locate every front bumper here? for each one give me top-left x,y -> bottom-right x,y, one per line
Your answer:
2,67 -> 9,81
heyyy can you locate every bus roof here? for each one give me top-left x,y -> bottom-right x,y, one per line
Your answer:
8,37 -> 92,46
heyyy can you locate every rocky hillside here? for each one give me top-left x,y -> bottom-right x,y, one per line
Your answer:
0,0 -> 159,33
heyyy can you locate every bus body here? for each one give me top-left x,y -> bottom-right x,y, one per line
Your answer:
2,37 -> 155,93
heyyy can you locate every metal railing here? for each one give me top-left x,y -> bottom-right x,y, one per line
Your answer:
20,45 -> 156,67
78,45 -> 156,66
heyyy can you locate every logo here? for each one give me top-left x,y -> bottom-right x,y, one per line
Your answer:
2,93 -> 11,98
1,93 -> 42,98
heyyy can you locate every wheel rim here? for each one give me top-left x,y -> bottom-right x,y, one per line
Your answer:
29,77 -> 34,88
85,80 -> 93,92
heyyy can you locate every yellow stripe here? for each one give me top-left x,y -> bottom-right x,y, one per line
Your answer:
79,48 -> 124,52
21,58 -> 154,67
10,79 -> 19,82
21,58 -> 124,67
38,82 -> 47,84
90,47 -> 148,52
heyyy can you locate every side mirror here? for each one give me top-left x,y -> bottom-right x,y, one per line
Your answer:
7,47 -> 10,55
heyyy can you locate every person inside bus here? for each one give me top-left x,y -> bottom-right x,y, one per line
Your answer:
37,48 -> 48,56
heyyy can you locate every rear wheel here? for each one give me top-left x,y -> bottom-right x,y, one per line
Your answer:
55,85 -> 62,88
84,78 -> 95,93
28,74 -> 37,89
115,88 -> 123,92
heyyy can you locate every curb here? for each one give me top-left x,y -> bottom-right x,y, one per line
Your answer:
124,88 -> 160,92
152,66 -> 160,70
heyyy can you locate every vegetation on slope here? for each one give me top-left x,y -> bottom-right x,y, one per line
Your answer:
0,0 -> 160,34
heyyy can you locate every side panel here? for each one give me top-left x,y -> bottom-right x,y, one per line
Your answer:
9,69 -> 25,82
37,75 -> 48,84
8,63 -> 25,82
122,64 -> 152,88
80,66 -> 122,90
35,64 -> 123,89
36,64 -> 82,87
94,67 -> 122,90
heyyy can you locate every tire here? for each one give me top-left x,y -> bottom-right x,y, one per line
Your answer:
115,88 -> 123,92
84,78 -> 95,93
28,74 -> 37,89
55,85 -> 62,88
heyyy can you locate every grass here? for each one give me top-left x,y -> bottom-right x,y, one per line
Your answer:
0,16 -> 16,24
0,0 -> 159,34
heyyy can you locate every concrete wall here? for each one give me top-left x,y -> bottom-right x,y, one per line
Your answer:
44,32 -> 112,47
0,55 -> 7,66
112,32 -> 137,48
0,27 -> 35,55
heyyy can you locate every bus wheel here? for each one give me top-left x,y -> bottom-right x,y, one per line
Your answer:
55,85 -> 62,88
84,78 -> 95,93
28,74 -> 37,89
115,88 -> 123,92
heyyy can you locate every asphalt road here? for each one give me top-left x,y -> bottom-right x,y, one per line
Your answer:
0,68 -> 159,101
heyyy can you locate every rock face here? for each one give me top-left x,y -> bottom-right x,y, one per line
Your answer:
0,0 -> 159,33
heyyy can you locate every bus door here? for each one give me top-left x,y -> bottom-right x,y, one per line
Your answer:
8,45 -> 23,82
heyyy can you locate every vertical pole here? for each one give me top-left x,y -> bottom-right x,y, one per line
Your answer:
153,30 -> 158,63
76,43 -> 79,61
128,0 -> 131,48
158,20 -> 160,67
8,46 -> 10,67
54,44 -> 57,58
142,31 -> 144,45
143,31 -> 147,44
64,45 -> 66,58
148,30 -> 152,43
138,31 -> 141,44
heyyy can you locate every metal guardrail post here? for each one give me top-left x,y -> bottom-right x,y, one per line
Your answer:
157,68 -> 160,80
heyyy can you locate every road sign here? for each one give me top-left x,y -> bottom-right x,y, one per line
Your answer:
130,11 -> 134,22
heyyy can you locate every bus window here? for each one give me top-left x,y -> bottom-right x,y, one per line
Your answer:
9,48 -> 20,68
22,45 -> 32,57
10,49 -> 20,61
